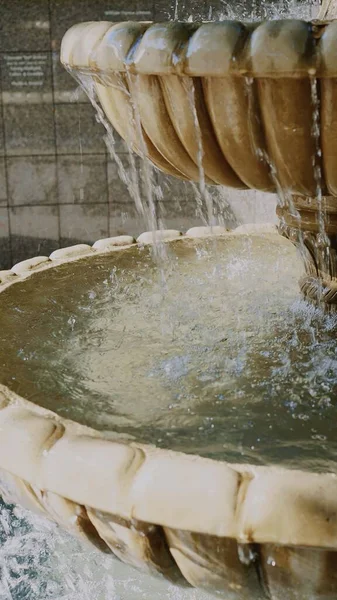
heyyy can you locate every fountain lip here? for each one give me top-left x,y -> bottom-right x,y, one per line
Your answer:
0,224 -> 276,290
2,226 -> 337,554
61,19 -> 337,78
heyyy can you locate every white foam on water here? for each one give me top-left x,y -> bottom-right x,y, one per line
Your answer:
0,500 -> 214,600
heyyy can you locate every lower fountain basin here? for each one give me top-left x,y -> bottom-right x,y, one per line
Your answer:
0,229 -> 337,599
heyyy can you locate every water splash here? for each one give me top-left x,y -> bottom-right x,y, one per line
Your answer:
68,66 -> 179,268
68,68 -> 145,218
2,234 -> 337,471
244,74 -> 312,275
0,500 -> 214,600
218,0 -> 320,22
310,76 -> 331,278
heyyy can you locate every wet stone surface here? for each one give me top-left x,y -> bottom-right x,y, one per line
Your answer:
0,234 -> 336,471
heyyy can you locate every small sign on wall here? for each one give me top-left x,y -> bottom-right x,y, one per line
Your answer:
2,53 -> 52,104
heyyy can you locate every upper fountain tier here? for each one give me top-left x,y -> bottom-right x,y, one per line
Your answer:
61,19 -> 337,196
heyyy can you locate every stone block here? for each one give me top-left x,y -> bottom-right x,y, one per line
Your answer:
0,208 -> 10,270
153,0 -> 226,20
109,203 -> 147,238
0,115 -> 5,157
55,104 -> 106,155
7,157 -> 57,206
221,189 -> 278,226
0,207 -> 9,239
0,0 -> 50,52
108,155 -> 141,205
59,203 -> 108,244
4,104 -> 55,156
102,0 -> 154,23
0,159 -> 7,206
9,205 -> 59,264
57,154 -> 107,204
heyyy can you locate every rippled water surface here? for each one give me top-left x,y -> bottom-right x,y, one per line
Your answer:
1,234 -> 336,471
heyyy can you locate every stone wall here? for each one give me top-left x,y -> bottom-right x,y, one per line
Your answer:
0,0 -> 319,269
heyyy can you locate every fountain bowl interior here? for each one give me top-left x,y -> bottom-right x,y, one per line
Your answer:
0,228 -> 337,599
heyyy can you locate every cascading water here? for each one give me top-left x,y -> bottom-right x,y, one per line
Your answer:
0,501 -> 214,600
3,234 -> 337,470
310,76 -> 331,278
69,23 -> 332,298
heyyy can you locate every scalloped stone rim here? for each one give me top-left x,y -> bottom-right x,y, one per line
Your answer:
1,226 -> 337,598
0,225 -> 278,287
61,20 -> 337,78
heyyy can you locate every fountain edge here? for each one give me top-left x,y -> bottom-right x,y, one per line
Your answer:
1,226 -> 337,557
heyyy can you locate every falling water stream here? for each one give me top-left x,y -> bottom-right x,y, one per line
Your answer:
184,77 -> 216,228
1,2 -> 335,599
310,76 -> 331,276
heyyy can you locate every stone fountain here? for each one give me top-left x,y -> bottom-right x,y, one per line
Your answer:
60,13 -> 337,309
1,5 -> 337,600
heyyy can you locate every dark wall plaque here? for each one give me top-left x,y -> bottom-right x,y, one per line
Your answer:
1,54 -> 52,103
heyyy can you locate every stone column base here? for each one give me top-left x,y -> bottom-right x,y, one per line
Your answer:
277,195 -> 337,310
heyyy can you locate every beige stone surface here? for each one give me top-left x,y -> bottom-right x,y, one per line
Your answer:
87,509 -> 181,580
60,19 -> 337,308
11,256 -> 50,275
2,379 -> 337,597
236,466 -> 337,549
260,543 -> 337,600
165,528 -> 261,596
0,270 -> 16,284
60,19 -> 337,196
93,235 -> 135,250
0,469 -> 47,517
49,244 -> 93,260
137,229 -> 182,243
1,234 -> 337,598
186,225 -> 228,237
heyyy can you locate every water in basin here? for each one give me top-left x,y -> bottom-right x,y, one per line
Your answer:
1,233 -> 336,472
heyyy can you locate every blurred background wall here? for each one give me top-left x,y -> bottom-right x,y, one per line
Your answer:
0,0 -> 320,269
